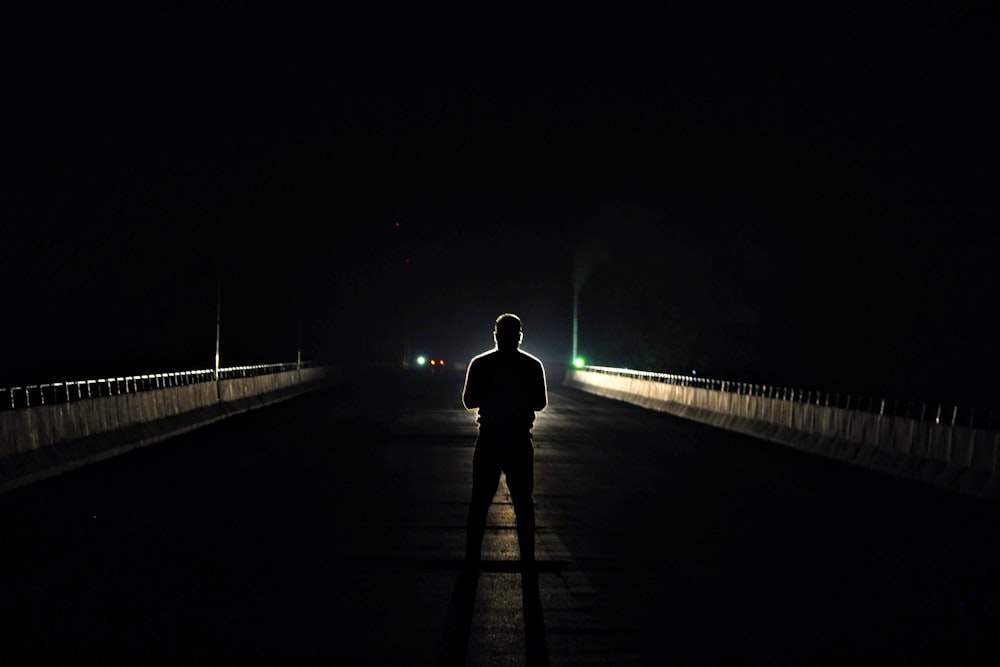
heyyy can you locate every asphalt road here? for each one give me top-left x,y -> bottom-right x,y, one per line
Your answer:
2,367 -> 998,665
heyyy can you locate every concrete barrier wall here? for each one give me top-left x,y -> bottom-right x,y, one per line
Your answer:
0,382 -> 219,458
0,366 -> 338,494
216,367 -> 329,404
565,368 -> 1000,500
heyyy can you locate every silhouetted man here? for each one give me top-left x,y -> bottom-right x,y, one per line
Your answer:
462,313 -> 548,569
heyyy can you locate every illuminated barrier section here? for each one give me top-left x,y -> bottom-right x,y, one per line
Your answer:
219,368 -> 304,404
0,366 -> 337,493
564,368 -> 1000,500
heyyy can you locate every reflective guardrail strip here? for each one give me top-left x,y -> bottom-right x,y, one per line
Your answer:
0,362 -> 313,412
578,365 -> 993,430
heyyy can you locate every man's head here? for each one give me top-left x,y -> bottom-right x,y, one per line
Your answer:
493,313 -> 523,351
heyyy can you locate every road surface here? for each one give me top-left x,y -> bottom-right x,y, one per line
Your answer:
2,367 -> 998,665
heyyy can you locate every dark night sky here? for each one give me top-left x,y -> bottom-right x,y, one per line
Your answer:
3,3 -> 998,411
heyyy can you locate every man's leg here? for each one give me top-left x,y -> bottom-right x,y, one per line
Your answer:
513,499 -> 535,565
466,442 -> 501,566
506,440 -> 536,567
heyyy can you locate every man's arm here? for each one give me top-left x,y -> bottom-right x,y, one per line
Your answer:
462,359 -> 481,409
532,361 -> 548,412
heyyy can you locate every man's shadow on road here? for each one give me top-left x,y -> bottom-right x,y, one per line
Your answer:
435,561 -> 554,667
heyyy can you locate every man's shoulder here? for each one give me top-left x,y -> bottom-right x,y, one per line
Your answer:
468,348 -> 543,369
517,349 -> 544,367
468,349 -> 498,367
471,348 -> 497,361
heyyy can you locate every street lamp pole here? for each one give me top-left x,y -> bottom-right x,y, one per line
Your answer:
572,288 -> 579,362
214,270 -> 221,382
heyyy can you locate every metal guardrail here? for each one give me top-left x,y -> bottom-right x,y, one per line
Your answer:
580,365 -> 995,431
1,362 -> 310,411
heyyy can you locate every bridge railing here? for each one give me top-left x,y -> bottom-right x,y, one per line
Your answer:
0,362 -> 312,411
582,365 -> 994,432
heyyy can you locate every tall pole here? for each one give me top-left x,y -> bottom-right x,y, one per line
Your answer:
214,270 -> 221,381
572,289 -> 579,362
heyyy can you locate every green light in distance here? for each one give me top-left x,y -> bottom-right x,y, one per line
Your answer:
416,356 -> 427,366
573,357 -> 585,369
